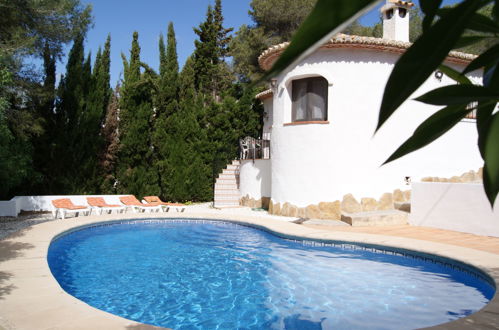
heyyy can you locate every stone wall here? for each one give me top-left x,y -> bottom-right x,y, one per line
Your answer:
421,168 -> 482,183
266,188 -> 411,220
240,195 -> 271,210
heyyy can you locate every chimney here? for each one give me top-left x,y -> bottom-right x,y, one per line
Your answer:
380,0 -> 414,42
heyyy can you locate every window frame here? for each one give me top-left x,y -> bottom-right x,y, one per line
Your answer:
291,76 -> 329,123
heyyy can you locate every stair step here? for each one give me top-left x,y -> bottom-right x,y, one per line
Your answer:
215,185 -> 238,190
219,174 -> 238,180
215,190 -> 240,195
216,179 -> 237,185
214,160 -> 241,207
214,202 -> 240,208
215,195 -> 240,202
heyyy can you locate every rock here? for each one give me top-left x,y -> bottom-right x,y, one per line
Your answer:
478,167 -> 483,179
297,208 -> 307,218
361,198 -> 378,212
341,194 -> 362,213
377,193 -> 394,210
403,190 -> 411,202
392,189 -> 405,203
306,204 -> 321,219
460,170 -> 476,183
449,176 -> 461,183
319,201 -> 341,220
422,177 -> 433,182
272,202 -> 281,215
281,203 -> 291,216
288,204 -> 298,217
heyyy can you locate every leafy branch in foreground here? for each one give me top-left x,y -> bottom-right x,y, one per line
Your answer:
262,0 -> 499,207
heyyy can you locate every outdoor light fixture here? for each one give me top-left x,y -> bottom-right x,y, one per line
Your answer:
405,176 -> 411,185
434,70 -> 443,81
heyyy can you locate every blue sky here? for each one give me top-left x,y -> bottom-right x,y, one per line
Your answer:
57,0 -> 460,87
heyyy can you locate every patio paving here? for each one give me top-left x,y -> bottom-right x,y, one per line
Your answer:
303,223 -> 499,255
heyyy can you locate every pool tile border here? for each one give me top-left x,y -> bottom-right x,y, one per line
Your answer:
0,212 -> 498,329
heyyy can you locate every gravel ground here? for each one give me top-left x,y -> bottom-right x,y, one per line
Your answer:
0,213 -> 54,240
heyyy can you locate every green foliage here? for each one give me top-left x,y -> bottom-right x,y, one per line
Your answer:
0,0 -> 92,57
0,67 -> 33,199
231,0 -> 317,82
457,4 -> 499,54
152,23 -> 181,200
99,86 -> 120,194
118,32 -> 159,198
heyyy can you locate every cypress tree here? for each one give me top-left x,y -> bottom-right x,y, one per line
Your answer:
117,31 -> 159,197
99,85 -> 120,193
78,35 -> 112,193
175,56 -> 212,201
31,42 -> 57,194
153,22 -> 180,200
52,34 -> 87,193
214,0 -> 233,61
193,5 -> 218,97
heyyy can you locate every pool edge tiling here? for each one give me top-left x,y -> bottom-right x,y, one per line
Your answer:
0,213 -> 498,330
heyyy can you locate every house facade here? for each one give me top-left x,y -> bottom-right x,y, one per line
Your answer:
238,0 -> 483,219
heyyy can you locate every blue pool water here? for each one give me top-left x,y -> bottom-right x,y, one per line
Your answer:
47,220 -> 495,330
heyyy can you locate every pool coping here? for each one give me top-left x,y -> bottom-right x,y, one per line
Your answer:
0,212 -> 498,329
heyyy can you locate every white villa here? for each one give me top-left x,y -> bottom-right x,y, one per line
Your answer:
216,0 -> 484,220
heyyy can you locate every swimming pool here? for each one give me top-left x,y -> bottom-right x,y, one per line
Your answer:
47,219 -> 495,329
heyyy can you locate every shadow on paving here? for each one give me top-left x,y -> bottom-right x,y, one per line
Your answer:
0,227 -> 35,300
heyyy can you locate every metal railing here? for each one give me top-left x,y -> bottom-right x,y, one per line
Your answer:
239,135 -> 271,160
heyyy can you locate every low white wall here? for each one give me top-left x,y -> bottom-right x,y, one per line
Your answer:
0,195 -> 130,217
239,160 -> 271,200
410,182 -> 499,237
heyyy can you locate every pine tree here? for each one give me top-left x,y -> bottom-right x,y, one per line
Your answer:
117,31 -> 159,197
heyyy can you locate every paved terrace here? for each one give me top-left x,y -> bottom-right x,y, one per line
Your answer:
0,207 -> 498,329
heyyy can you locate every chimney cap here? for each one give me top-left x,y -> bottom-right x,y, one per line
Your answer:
381,0 -> 414,13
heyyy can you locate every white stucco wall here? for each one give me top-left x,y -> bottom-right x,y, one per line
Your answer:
239,160 -> 271,200
410,182 -> 499,237
268,48 -> 482,207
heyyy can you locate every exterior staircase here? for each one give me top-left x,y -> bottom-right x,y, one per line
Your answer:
214,160 -> 241,208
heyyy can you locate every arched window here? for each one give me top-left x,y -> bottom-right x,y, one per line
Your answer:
385,8 -> 394,19
291,77 -> 328,122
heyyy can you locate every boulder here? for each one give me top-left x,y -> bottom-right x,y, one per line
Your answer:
377,193 -> 394,210
392,189 -> 405,203
361,198 -> 378,212
341,194 -> 362,213
319,201 -> 341,220
403,190 -> 411,202
306,204 -> 321,219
